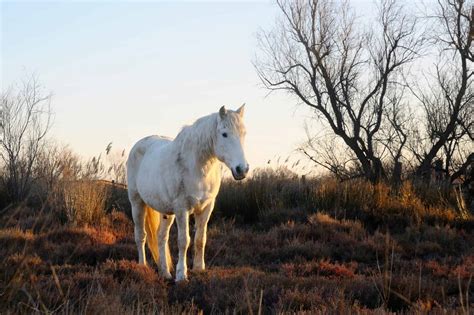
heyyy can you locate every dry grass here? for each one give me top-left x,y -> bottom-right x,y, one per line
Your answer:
0,168 -> 472,313
216,168 -> 465,231
55,180 -> 110,226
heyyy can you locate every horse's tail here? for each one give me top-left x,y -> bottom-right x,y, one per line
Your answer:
144,205 -> 173,270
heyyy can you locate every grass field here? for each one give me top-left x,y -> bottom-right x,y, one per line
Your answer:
0,170 -> 473,314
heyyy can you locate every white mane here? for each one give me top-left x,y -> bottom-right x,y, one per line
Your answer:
174,113 -> 218,163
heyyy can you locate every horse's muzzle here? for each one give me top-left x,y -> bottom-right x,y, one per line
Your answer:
232,173 -> 246,180
232,164 -> 249,180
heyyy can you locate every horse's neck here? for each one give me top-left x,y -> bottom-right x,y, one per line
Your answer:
175,114 -> 220,176
188,155 -> 220,177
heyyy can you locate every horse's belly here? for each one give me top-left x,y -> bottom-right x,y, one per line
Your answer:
136,160 -> 179,213
143,193 -> 174,214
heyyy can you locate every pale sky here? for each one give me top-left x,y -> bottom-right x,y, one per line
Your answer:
1,0 -> 376,171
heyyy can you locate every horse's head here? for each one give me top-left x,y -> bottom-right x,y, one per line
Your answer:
215,104 -> 249,180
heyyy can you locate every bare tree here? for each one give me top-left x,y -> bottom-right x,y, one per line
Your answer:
411,0 -> 473,183
0,76 -> 52,201
255,0 -> 424,182
34,143 -> 82,194
299,123 -> 362,180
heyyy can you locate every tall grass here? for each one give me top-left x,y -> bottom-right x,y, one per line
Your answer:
0,166 -> 473,313
215,167 -> 468,229
31,145 -> 127,227
53,180 -> 110,226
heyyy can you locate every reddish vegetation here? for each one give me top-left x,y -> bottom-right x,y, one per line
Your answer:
0,176 -> 473,313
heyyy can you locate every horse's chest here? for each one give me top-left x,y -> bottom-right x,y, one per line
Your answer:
180,176 -> 220,211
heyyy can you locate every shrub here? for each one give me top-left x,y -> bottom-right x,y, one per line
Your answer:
215,168 -> 467,230
51,180 -> 110,226
215,167 -> 315,223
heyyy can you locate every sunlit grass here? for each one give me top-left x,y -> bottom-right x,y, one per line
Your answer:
0,168 -> 472,313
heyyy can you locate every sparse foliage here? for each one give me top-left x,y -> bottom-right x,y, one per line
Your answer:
256,0 -> 424,182
257,0 -> 473,185
60,179 -> 110,226
412,0 -> 474,182
0,75 -> 52,201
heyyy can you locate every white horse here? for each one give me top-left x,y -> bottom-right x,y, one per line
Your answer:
126,105 -> 248,282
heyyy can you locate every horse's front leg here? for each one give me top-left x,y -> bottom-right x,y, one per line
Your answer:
193,200 -> 214,271
175,210 -> 190,282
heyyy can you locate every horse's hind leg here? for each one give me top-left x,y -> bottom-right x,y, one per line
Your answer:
130,194 -> 147,265
158,214 -> 175,279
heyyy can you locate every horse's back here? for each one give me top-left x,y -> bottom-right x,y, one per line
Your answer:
127,135 -> 172,195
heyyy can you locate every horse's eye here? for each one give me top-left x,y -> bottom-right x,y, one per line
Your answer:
222,133 -> 228,138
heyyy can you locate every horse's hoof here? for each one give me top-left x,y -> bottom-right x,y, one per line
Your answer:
175,275 -> 189,283
192,265 -> 205,272
161,272 -> 173,280
175,278 -> 189,283
164,277 -> 175,285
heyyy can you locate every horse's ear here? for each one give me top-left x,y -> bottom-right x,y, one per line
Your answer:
219,106 -> 227,118
236,103 -> 245,117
